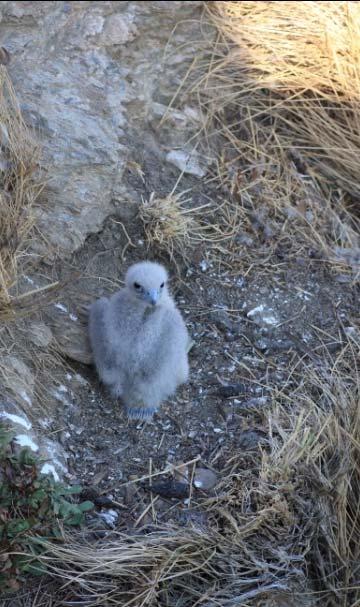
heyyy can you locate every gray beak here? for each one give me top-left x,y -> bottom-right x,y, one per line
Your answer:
148,289 -> 159,306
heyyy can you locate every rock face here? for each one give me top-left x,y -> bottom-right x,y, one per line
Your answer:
0,1 -> 204,257
0,1 -> 210,470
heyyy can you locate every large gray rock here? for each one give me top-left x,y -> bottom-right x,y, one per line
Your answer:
0,1 -> 204,257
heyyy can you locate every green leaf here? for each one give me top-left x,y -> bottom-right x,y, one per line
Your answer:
18,448 -> 36,466
78,500 -> 94,512
30,488 -> 46,505
6,519 -> 31,537
22,561 -> 48,576
53,485 -> 82,497
65,512 -> 84,526
0,426 -> 15,449
58,500 -> 75,518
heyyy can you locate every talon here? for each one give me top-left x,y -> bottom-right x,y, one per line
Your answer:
126,407 -> 157,420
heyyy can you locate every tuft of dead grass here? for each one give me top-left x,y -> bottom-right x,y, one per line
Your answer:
185,1 -> 360,272
0,68 -> 66,415
0,67 -> 43,315
139,190 -> 226,264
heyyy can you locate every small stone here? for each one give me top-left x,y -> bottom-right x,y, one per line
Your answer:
101,13 -> 138,46
209,310 -> 236,332
149,480 -> 189,499
234,397 -> 269,409
335,273 -> 352,284
247,304 -> 278,327
216,383 -> 247,398
3,356 -> 35,404
254,337 -> 293,352
194,468 -> 217,491
166,150 -> 206,177
98,509 -> 118,528
235,276 -> 246,288
28,321 -> 53,348
51,321 -> 93,365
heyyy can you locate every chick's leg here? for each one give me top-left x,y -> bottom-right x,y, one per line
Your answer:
122,375 -> 160,420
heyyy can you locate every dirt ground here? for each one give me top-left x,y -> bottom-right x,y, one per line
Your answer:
35,148 -> 358,531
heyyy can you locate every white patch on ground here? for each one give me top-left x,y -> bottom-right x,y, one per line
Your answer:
43,439 -> 68,473
15,434 -> 39,451
296,290 -> 312,301
40,463 -> 60,482
19,391 -> 32,406
38,418 -> 52,429
247,304 -> 265,316
73,373 -> 88,386
0,412 -> 32,430
69,313 -> 78,321
98,509 -> 118,528
199,260 -> 209,272
247,304 -> 278,326
24,275 -> 35,285
52,389 -> 71,406
54,302 -> 68,313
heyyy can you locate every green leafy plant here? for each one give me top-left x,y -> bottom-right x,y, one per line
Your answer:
0,423 -> 93,592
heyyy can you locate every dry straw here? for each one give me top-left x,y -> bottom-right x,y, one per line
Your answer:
0,67 -> 43,317
139,190 -> 232,264
187,1 -> 360,267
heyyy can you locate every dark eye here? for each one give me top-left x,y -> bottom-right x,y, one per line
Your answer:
160,282 -> 165,288
134,282 -> 141,290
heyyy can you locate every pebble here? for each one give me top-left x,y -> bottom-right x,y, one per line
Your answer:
166,149 -> 206,178
194,468 -> 217,491
247,304 -> 279,327
98,509 -> 119,528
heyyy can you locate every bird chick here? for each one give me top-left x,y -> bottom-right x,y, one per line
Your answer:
88,261 -> 189,420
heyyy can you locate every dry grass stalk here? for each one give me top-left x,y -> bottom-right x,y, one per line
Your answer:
187,1 -> 360,268
0,67 -> 42,314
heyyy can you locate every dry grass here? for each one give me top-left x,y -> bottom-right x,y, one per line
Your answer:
6,342 -> 354,606
0,67 -> 43,315
139,191 -> 204,261
0,68 -> 65,413
183,1 -> 360,271
139,190 -> 229,264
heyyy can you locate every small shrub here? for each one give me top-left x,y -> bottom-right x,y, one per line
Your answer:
0,423 -> 93,593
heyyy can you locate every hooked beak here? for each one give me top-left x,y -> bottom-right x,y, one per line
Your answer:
147,289 -> 159,306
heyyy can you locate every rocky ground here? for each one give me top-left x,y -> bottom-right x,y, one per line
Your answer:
36,157 -> 357,531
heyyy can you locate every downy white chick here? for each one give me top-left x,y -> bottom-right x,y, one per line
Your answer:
88,261 -> 189,419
